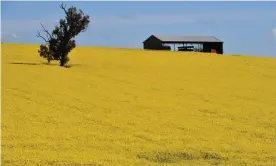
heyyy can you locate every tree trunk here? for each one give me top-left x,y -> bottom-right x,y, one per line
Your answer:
60,54 -> 65,66
60,58 -> 65,66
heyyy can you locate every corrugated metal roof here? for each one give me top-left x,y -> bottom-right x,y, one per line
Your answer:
154,35 -> 223,43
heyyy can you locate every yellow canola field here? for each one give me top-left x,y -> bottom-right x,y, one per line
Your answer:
2,43 -> 276,165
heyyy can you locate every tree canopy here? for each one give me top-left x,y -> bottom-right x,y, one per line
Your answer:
37,3 -> 90,67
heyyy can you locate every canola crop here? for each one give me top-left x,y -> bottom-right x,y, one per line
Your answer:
2,44 -> 276,165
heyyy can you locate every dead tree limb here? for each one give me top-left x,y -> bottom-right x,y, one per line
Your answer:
40,22 -> 52,40
36,30 -> 49,43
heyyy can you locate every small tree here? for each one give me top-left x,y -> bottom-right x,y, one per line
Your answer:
37,3 -> 90,66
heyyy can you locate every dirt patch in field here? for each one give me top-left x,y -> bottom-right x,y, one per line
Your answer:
137,150 -> 227,164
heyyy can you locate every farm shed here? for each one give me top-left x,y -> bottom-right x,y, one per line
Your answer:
143,35 -> 224,54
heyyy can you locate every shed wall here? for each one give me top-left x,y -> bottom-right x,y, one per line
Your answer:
202,42 -> 223,54
143,36 -> 163,50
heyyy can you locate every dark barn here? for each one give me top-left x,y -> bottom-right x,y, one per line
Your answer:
143,35 -> 224,54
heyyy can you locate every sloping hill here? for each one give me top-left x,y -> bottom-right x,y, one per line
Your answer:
2,43 -> 276,165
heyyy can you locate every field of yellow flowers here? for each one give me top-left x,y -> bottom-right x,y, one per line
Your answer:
2,43 -> 276,165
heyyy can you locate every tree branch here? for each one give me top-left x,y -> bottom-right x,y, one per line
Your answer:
40,22 -> 52,40
60,2 -> 68,15
36,30 -> 49,43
